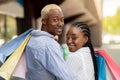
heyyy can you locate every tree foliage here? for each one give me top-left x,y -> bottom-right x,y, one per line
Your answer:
103,8 -> 120,35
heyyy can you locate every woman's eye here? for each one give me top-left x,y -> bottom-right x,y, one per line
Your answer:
66,37 -> 70,40
72,37 -> 77,40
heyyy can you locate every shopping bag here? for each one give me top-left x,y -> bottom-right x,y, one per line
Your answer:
95,53 -> 106,80
96,50 -> 120,80
0,28 -> 33,63
0,34 -> 31,80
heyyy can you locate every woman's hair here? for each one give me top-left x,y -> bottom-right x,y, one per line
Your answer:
41,4 -> 62,19
71,22 -> 98,80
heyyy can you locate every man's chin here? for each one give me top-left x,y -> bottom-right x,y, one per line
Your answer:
55,32 -> 62,35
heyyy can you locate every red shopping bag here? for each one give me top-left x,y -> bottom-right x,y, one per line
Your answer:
95,50 -> 120,80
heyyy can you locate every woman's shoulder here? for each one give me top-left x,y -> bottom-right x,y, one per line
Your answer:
77,47 -> 90,53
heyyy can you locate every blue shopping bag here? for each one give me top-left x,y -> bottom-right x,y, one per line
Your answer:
0,28 -> 33,63
95,53 -> 106,80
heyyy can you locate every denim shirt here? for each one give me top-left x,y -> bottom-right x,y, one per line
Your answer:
25,30 -> 78,80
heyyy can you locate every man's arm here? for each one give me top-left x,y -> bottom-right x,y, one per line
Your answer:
39,45 -> 78,80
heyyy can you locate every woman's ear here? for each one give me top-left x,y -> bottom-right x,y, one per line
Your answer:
84,36 -> 88,44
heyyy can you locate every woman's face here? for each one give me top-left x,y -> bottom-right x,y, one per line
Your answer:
66,27 -> 88,52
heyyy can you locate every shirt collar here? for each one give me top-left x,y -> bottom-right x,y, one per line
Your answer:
31,30 -> 54,38
72,47 -> 90,54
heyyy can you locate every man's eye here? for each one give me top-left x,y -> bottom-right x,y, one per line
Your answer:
61,18 -> 64,22
53,19 -> 58,22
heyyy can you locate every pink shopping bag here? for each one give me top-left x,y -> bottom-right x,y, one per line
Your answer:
95,50 -> 120,80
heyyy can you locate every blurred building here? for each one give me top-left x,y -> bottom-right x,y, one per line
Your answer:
0,0 -> 102,46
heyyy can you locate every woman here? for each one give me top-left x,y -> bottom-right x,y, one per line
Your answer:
66,22 -> 98,80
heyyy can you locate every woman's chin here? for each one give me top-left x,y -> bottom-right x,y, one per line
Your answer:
69,48 -> 76,52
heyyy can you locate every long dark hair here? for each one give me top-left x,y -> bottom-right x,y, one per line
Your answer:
71,22 -> 98,80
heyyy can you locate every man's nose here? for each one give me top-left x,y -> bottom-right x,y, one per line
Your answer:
58,21 -> 64,27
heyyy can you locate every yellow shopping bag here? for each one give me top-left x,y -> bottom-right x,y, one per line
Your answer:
0,34 -> 31,80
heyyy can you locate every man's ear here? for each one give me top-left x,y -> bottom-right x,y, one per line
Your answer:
41,19 -> 46,25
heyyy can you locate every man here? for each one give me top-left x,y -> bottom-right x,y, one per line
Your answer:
25,4 -> 78,80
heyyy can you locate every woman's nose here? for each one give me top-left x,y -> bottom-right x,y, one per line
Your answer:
67,38 -> 72,44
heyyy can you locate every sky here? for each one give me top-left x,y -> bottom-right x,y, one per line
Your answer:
103,0 -> 120,17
